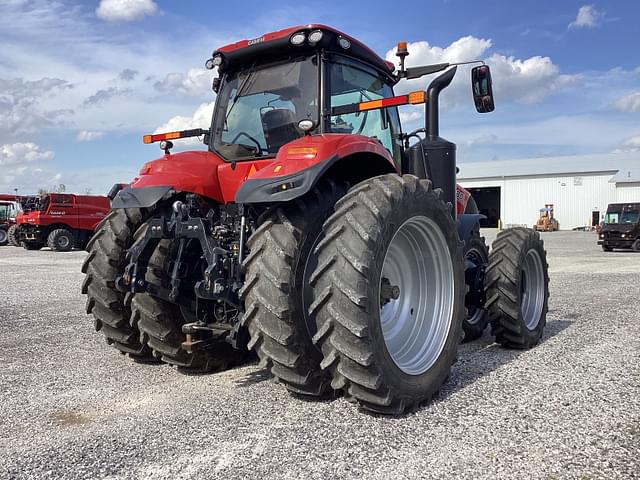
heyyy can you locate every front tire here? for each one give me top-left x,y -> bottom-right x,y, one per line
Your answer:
0,228 -> 7,246
601,245 -> 612,252
240,180 -> 346,396
485,227 -> 549,349
310,175 -> 465,414
632,239 -> 640,252
47,228 -> 74,251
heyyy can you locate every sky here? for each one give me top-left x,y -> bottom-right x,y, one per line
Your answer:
0,0 -> 638,194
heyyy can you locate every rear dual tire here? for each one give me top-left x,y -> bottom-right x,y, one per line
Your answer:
133,238 -> 246,373
309,175 -> 465,414
241,180 -> 346,396
81,209 -> 155,361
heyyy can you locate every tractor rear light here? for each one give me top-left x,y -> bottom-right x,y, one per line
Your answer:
290,32 -> 306,46
337,36 -> 351,49
286,146 -> 317,158
308,30 -> 323,43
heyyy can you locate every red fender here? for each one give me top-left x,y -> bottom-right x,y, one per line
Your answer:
130,134 -> 397,205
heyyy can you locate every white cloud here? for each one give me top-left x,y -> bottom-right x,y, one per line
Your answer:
76,130 -> 105,142
613,135 -> 640,153
463,134 -> 498,148
569,5 -> 602,28
154,69 -> 212,97
614,92 -> 640,112
154,102 -> 214,144
386,37 -> 581,107
0,77 -> 74,137
0,142 -> 54,166
96,0 -> 158,22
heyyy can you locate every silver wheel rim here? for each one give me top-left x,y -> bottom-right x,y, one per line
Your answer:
379,216 -> 455,376
521,249 -> 544,329
58,236 -> 70,248
0,230 -> 7,243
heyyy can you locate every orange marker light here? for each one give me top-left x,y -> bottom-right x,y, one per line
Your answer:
408,90 -> 426,104
397,41 -> 408,53
143,135 -> 153,144
273,165 -> 283,173
287,146 -> 318,158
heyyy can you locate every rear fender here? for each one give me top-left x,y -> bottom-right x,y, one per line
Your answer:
234,134 -> 398,203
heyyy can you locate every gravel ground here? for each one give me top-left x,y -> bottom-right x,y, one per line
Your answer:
0,230 -> 638,480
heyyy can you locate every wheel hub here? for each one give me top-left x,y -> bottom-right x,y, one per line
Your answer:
379,216 -> 455,376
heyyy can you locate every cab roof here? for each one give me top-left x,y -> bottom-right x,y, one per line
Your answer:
212,24 -> 396,78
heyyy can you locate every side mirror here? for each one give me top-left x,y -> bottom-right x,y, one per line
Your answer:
471,65 -> 495,113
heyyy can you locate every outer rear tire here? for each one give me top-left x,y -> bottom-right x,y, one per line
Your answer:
47,228 -> 74,251
134,238 -> 246,373
81,209 -> 155,361
240,180 -> 346,396
310,175 -> 465,414
485,227 -> 549,349
7,225 -> 19,246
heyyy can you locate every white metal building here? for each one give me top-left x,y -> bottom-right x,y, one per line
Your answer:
457,152 -> 640,230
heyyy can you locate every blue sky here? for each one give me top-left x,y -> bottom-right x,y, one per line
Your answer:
0,0 -> 638,194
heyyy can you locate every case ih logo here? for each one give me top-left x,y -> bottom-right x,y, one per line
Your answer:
50,211 -> 66,215
248,36 -> 265,46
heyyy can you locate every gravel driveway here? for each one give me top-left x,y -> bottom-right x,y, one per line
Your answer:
0,230 -> 638,479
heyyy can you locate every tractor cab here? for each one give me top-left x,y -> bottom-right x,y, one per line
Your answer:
206,26 -> 402,164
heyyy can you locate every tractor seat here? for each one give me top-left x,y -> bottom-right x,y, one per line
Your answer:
261,109 -> 299,154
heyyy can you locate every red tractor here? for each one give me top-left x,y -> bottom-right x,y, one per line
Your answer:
0,194 -> 21,246
82,25 -> 549,414
16,193 -> 110,251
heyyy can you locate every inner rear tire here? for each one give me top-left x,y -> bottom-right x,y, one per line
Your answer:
462,227 -> 489,342
81,209 -> 156,361
134,237 -> 246,373
240,180 -> 346,396
310,175 -> 465,414
485,227 -> 549,349
47,228 -> 74,251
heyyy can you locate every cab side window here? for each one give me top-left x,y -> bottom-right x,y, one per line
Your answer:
328,61 -> 401,164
